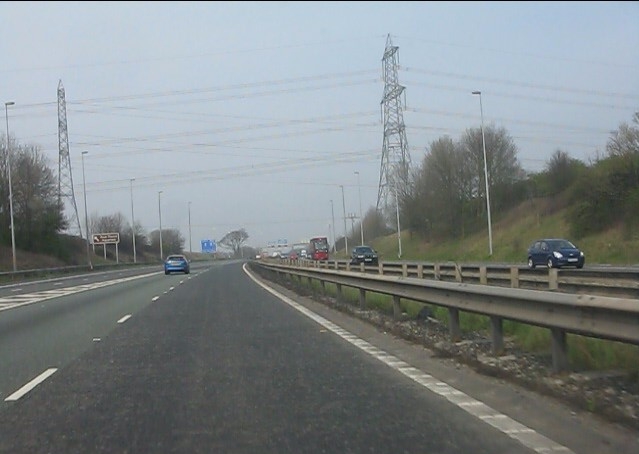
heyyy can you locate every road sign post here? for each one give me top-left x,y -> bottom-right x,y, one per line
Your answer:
92,233 -> 121,264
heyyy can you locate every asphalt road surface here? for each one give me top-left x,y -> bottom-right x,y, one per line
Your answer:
0,261 -> 637,453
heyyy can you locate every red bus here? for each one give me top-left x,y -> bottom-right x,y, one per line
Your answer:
308,236 -> 329,261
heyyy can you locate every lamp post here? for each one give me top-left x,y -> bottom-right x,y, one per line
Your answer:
188,201 -> 192,254
158,191 -> 163,261
340,185 -> 348,255
130,178 -> 136,264
330,199 -> 336,253
394,181 -> 402,259
81,151 -> 93,270
472,90 -> 493,256
355,171 -> 364,245
4,101 -> 16,272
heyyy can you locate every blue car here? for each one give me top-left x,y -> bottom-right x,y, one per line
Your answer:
164,254 -> 190,275
527,239 -> 585,269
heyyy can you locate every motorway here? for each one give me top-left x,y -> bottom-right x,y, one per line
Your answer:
0,260 -> 637,453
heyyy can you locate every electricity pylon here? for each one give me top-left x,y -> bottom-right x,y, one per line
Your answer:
57,80 -> 83,238
377,34 -> 411,212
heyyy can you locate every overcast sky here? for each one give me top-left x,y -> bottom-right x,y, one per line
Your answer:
1,1 -> 637,251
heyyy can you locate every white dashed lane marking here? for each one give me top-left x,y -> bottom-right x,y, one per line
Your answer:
5,368 -> 58,402
117,314 -> 132,324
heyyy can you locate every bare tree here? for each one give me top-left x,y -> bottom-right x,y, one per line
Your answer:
219,228 -> 249,257
94,212 -> 128,236
149,228 -> 185,257
544,149 -> 585,195
607,111 -> 639,158
460,124 -> 523,214
421,136 -> 469,237
1,143 -> 66,252
361,207 -> 393,242
162,228 -> 185,255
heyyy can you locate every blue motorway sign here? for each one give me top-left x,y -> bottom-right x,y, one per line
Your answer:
201,239 -> 217,253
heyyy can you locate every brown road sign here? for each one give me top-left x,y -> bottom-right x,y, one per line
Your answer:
92,232 -> 120,244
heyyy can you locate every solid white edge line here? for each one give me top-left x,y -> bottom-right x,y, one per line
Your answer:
117,314 -> 132,324
5,368 -> 58,401
242,263 -> 575,454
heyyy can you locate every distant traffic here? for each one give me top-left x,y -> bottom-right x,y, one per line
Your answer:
257,236 -> 330,261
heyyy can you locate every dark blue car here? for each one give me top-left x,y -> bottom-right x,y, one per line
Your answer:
164,254 -> 190,275
350,245 -> 379,266
527,239 -> 585,269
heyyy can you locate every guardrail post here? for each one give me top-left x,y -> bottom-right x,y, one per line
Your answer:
378,262 -> 383,275
320,280 -> 326,295
359,288 -> 366,310
434,263 -> 441,280
307,276 -> 314,296
402,263 -> 408,277
549,268 -> 559,291
455,264 -> 463,283
490,316 -> 504,355
334,261 -> 338,270
480,266 -> 487,285
448,308 -> 461,342
510,267 -> 519,288
551,328 -> 569,373
360,263 -> 365,272
392,295 -> 402,320
417,264 -> 424,279
346,262 -> 351,272
336,283 -> 343,304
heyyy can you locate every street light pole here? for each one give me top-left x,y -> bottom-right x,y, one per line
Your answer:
81,151 -> 93,270
130,178 -> 136,264
188,201 -> 192,254
394,181 -> 402,259
4,101 -> 16,272
340,185 -> 348,255
355,171 -> 364,245
158,191 -> 163,261
330,199 -> 336,253
472,91 -> 493,256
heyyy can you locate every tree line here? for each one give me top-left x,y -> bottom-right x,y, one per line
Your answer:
343,111 -> 639,250
0,138 -> 185,263
400,111 -> 639,244
1,111 -> 637,265
89,212 -> 185,261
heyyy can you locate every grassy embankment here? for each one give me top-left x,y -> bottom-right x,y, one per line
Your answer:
325,198 -> 639,374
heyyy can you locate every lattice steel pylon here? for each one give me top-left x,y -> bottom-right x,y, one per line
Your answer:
376,34 -> 411,211
57,80 -> 83,238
